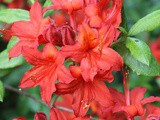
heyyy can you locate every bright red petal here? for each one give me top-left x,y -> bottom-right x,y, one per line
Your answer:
130,87 -> 146,105
57,65 -> 74,83
34,112 -> 47,120
93,80 -> 114,107
12,116 -> 26,120
50,108 -> 68,120
11,21 -> 37,39
72,81 -> 93,117
9,40 -> 35,58
80,57 -> 97,82
141,96 -> 160,105
30,2 -> 43,24
21,47 -> 45,66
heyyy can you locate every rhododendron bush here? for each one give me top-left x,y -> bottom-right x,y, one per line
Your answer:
0,0 -> 160,120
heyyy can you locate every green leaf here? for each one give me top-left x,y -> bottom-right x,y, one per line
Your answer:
0,36 -> 25,69
0,69 -> 11,78
119,27 -> 127,35
7,36 -> 19,51
0,9 -> 29,24
44,0 -> 53,7
0,80 -> 4,102
29,0 -> 35,4
112,42 -> 160,76
126,37 -> 151,66
0,50 -> 25,69
128,10 -> 160,36
4,0 -> 13,3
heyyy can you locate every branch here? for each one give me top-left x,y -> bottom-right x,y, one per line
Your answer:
4,84 -> 98,119
4,84 -> 49,108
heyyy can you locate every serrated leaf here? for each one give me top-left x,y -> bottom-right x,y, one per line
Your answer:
0,80 -> 4,102
128,10 -> 160,36
126,37 -> 151,66
0,9 -> 29,24
0,50 -> 25,69
112,42 -> 160,76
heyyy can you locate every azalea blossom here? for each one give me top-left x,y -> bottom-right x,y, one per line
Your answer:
110,87 -> 160,119
19,43 -> 73,105
61,23 -> 123,81
9,2 -> 52,58
56,66 -> 117,117
140,104 -> 160,120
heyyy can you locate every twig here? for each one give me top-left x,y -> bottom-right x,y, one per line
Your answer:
4,84 -> 98,119
52,95 -> 59,106
4,84 -> 49,108
56,106 -> 73,113
4,84 -> 74,112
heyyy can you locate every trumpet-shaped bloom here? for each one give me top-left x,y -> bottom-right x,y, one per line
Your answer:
9,1 -> 52,58
56,66 -> 115,117
111,87 -> 160,119
140,104 -> 160,120
85,0 -> 123,28
61,23 -> 123,81
19,43 -> 73,105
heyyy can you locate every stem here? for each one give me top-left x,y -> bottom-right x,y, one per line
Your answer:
56,106 -> 73,113
52,95 -> 59,106
122,66 -> 130,106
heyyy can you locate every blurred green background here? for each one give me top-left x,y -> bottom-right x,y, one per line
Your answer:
0,0 -> 160,120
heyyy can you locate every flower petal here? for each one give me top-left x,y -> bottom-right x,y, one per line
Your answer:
34,112 -> 47,120
141,96 -> 160,105
50,108 -> 68,120
130,87 -> 147,105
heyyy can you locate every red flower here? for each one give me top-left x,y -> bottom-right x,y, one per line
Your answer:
40,23 -> 75,46
61,23 -> 123,81
110,87 -> 160,119
12,116 -> 26,120
51,0 -> 84,14
85,0 -> 123,28
56,66 -> 115,117
9,1 -> 52,58
52,11 -> 69,27
90,101 -> 127,120
150,38 -> 160,65
19,43 -> 74,105
140,104 -> 160,120
34,113 -> 47,120
50,107 -> 90,120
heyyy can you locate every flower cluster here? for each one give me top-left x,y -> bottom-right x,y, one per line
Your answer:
9,1 -> 160,120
